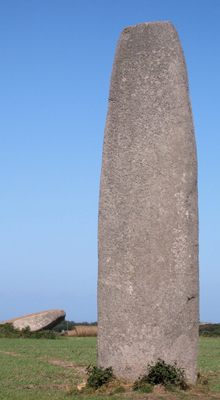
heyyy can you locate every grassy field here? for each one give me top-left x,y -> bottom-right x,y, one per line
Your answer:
0,337 -> 220,399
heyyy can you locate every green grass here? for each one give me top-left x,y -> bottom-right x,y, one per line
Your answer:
0,336 -> 96,364
0,336 -> 220,399
198,337 -> 220,392
0,337 -> 97,399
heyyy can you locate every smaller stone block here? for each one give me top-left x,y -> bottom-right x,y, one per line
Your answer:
0,309 -> 66,331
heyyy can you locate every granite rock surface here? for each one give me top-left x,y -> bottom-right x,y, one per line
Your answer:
98,21 -> 199,384
0,309 -> 66,331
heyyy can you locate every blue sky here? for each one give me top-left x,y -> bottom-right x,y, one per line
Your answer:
0,0 -> 219,323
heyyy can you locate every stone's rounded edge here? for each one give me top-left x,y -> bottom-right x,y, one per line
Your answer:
116,20 -> 180,59
108,20 -> 185,106
0,309 -> 66,331
0,309 -> 66,324
120,21 -> 177,38
121,20 -> 172,30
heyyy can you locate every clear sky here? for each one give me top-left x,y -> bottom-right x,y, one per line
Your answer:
0,0 -> 219,323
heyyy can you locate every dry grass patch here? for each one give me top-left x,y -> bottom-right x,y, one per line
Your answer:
67,378 -> 133,396
65,326 -> 97,337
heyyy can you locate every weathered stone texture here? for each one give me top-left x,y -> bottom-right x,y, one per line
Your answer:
98,22 -> 199,384
0,309 -> 66,331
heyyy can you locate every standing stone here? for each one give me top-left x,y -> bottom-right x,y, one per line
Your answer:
98,22 -> 199,385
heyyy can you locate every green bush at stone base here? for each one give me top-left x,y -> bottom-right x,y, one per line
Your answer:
86,365 -> 115,389
133,358 -> 188,391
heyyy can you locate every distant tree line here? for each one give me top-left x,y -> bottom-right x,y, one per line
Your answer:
52,320 -> 97,332
199,323 -> 220,337
53,321 -> 220,335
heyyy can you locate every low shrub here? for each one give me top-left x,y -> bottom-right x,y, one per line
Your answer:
0,323 -> 19,338
133,358 -> 188,390
0,323 -> 57,339
86,365 -> 115,389
200,330 -> 220,337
